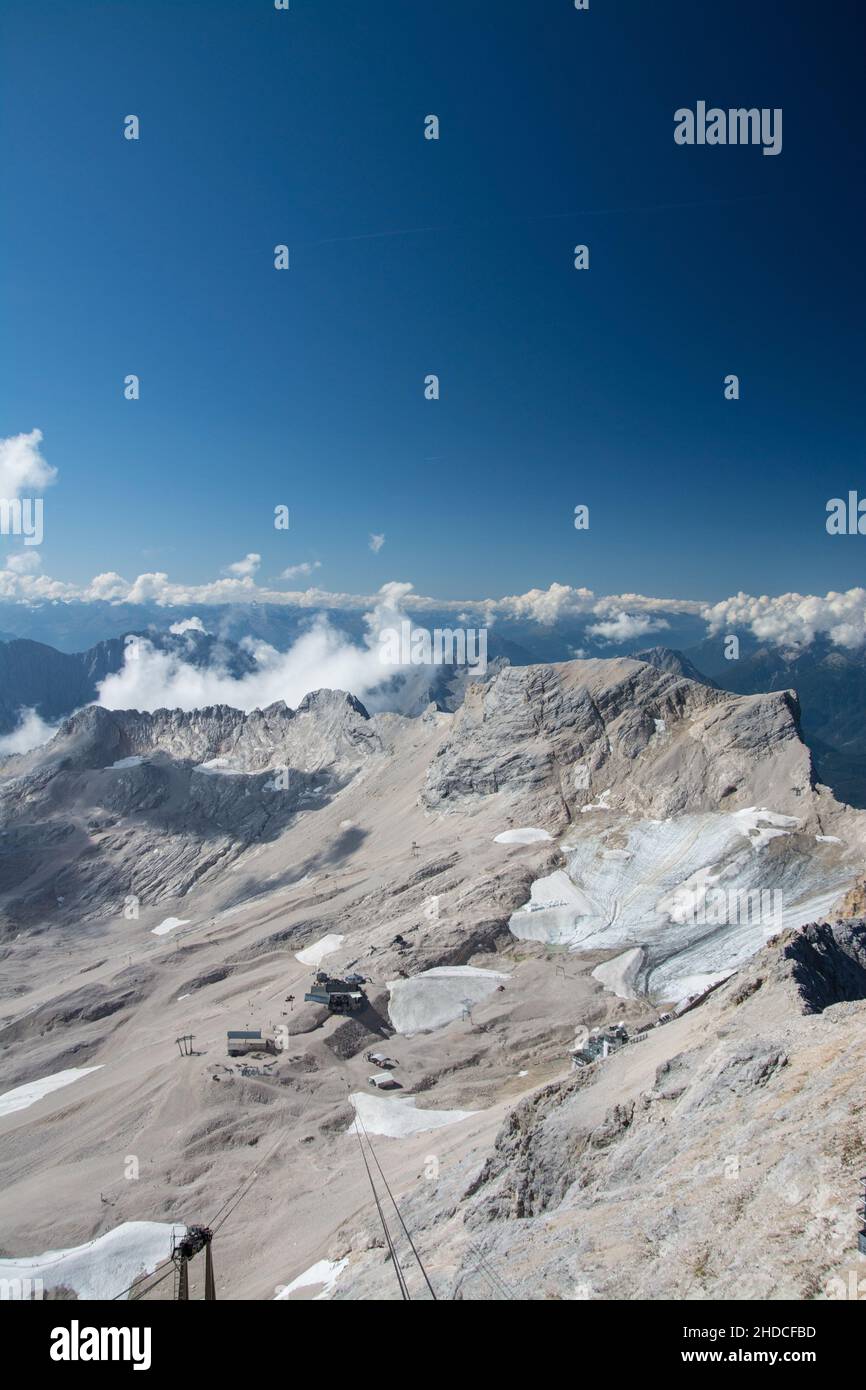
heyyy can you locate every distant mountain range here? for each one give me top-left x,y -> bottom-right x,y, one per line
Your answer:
2,612 -> 866,806
0,630 -> 258,736
0,599 -> 708,655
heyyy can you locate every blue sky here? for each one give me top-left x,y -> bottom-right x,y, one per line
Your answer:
2,0 -> 865,604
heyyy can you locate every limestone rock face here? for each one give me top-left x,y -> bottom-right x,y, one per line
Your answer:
1,655 -> 866,1303
335,922 -> 866,1302
0,691 -> 382,933
423,658 -> 813,824
778,917 -> 866,1013
633,645 -> 717,687
40,690 -> 378,775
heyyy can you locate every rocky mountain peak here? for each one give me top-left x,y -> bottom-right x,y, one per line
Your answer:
424,657 -> 813,823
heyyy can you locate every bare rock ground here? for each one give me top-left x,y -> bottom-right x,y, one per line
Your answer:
0,658 -> 864,1301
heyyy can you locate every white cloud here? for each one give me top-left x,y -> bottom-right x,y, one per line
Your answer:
496,584 -> 702,627
96,582 -> 436,717
3,551 -> 41,575
701,588 -> 866,650
224,553 -> 261,578
369,533 -> 385,553
0,429 -> 57,500
0,566 -> 704,623
2,542 -> 866,662
280,561 -> 322,580
86,572 -> 130,601
590,592 -> 702,618
168,616 -> 208,636
497,582 -> 596,625
587,612 -> 671,644
0,570 -> 77,602
0,707 -> 59,756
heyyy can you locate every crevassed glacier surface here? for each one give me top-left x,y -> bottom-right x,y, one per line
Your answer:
509,809 -> 853,1003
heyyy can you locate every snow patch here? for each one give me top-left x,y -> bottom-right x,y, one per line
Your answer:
494,827 -> 553,845
592,947 -> 644,1000
275,1257 -> 348,1301
348,1092 -> 475,1138
169,616 -> 207,635
152,917 -> 190,937
295,933 -> 345,967
0,1067 -> 103,1120
509,869 -> 595,947
110,756 -> 145,769
509,811 -> 855,1002
388,965 -> 510,1035
0,1221 -> 184,1300
730,806 -> 800,850
194,758 -> 247,777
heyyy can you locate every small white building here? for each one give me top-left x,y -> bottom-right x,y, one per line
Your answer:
227,1029 -> 275,1057
367,1073 -> 400,1090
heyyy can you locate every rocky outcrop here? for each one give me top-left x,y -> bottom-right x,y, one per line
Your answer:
423,659 -> 813,822
336,921 -> 866,1301
0,692 -> 384,932
634,646 -> 716,687
38,690 -> 378,775
779,918 -> 866,1013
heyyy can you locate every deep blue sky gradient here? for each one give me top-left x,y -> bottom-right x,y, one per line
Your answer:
2,0 -> 865,602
